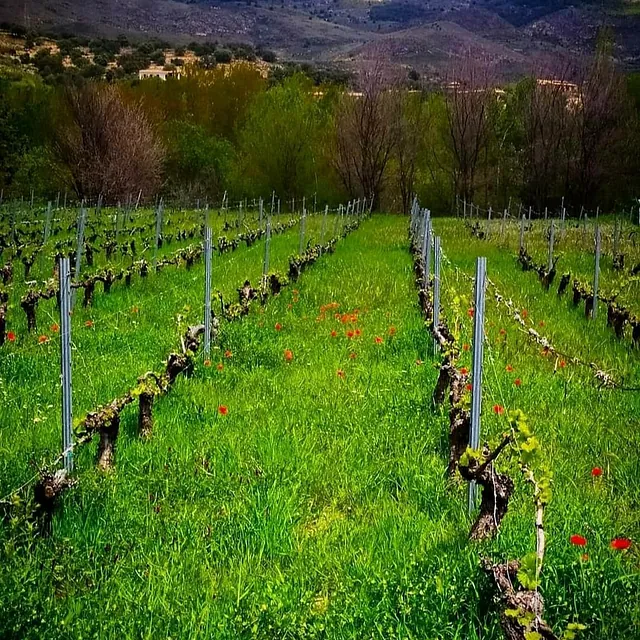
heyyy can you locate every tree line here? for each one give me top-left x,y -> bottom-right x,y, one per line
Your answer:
1,40 -> 639,214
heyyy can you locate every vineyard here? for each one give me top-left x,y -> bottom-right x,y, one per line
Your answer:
0,202 -> 638,639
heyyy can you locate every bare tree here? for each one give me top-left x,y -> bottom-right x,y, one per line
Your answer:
569,40 -> 632,207
521,66 -> 575,208
333,60 -> 399,209
55,84 -> 164,203
444,55 -> 495,203
389,92 -> 433,215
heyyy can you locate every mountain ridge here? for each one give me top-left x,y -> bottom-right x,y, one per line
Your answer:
2,0 -> 639,77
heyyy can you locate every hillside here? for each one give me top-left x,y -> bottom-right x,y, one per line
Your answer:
1,0 -> 640,77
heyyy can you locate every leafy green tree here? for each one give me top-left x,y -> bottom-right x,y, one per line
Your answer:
163,121 -> 233,200
233,74 -> 324,200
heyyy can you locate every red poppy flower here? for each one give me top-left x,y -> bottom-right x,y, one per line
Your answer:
506,364 -> 514,373
388,326 -> 396,336
85,320 -> 94,328
50,323 -> 59,333
375,336 -> 383,344
337,369 -> 345,379
493,404 -> 504,415
224,350 -> 232,359
460,367 -> 468,376
355,328 -> 362,337
467,308 -> 474,318
559,360 -> 566,368
570,535 -> 587,546
462,343 -> 470,352
349,352 -> 357,360
591,467 -> 603,477
499,328 -> 507,336
610,538 -> 631,551
466,383 -> 472,392
218,405 -> 228,416
7,331 -> 15,342
38,335 -> 49,344
217,363 -> 224,371
331,330 -> 337,338
284,349 -> 293,362
275,323 -> 282,331
346,330 -> 354,338
204,359 -> 211,367
514,378 -> 522,387
521,309 -> 528,319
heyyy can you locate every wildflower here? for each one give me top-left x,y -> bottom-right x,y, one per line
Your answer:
204,359 -> 211,367
284,349 -> 293,362
559,360 -> 566,368
610,538 -> 632,551
355,328 -> 362,337
466,383 -> 472,392
85,320 -> 94,328
275,323 -> 282,331
7,331 -> 15,342
38,335 -> 49,344
581,554 -> 589,562
346,330 -> 354,338
460,367 -> 469,376
349,352 -> 357,360
539,320 -> 545,327
570,535 -> 587,547
375,336 -> 383,344
591,467 -> 603,477
499,328 -> 507,336
506,364 -> 514,373
493,404 -> 504,415
331,330 -> 337,338
462,343 -> 470,352
217,363 -> 224,371
218,405 -> 228,416
224,350 -> 232,359
50,323 -> 59,333
514,378 -> 522,387
467,308 -> 474,318
521,309 -> 528,319
388,326 -> 396,336
337,369 -> 345,379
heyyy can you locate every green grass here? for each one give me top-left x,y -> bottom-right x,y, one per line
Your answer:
0,215 -> 638,639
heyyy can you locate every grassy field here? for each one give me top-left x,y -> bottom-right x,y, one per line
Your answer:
0,213 -> 638,639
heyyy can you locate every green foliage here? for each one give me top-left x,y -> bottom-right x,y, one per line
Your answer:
163,121 -> 233,199
232,74 -> 327,199
517,552 -> 540,590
